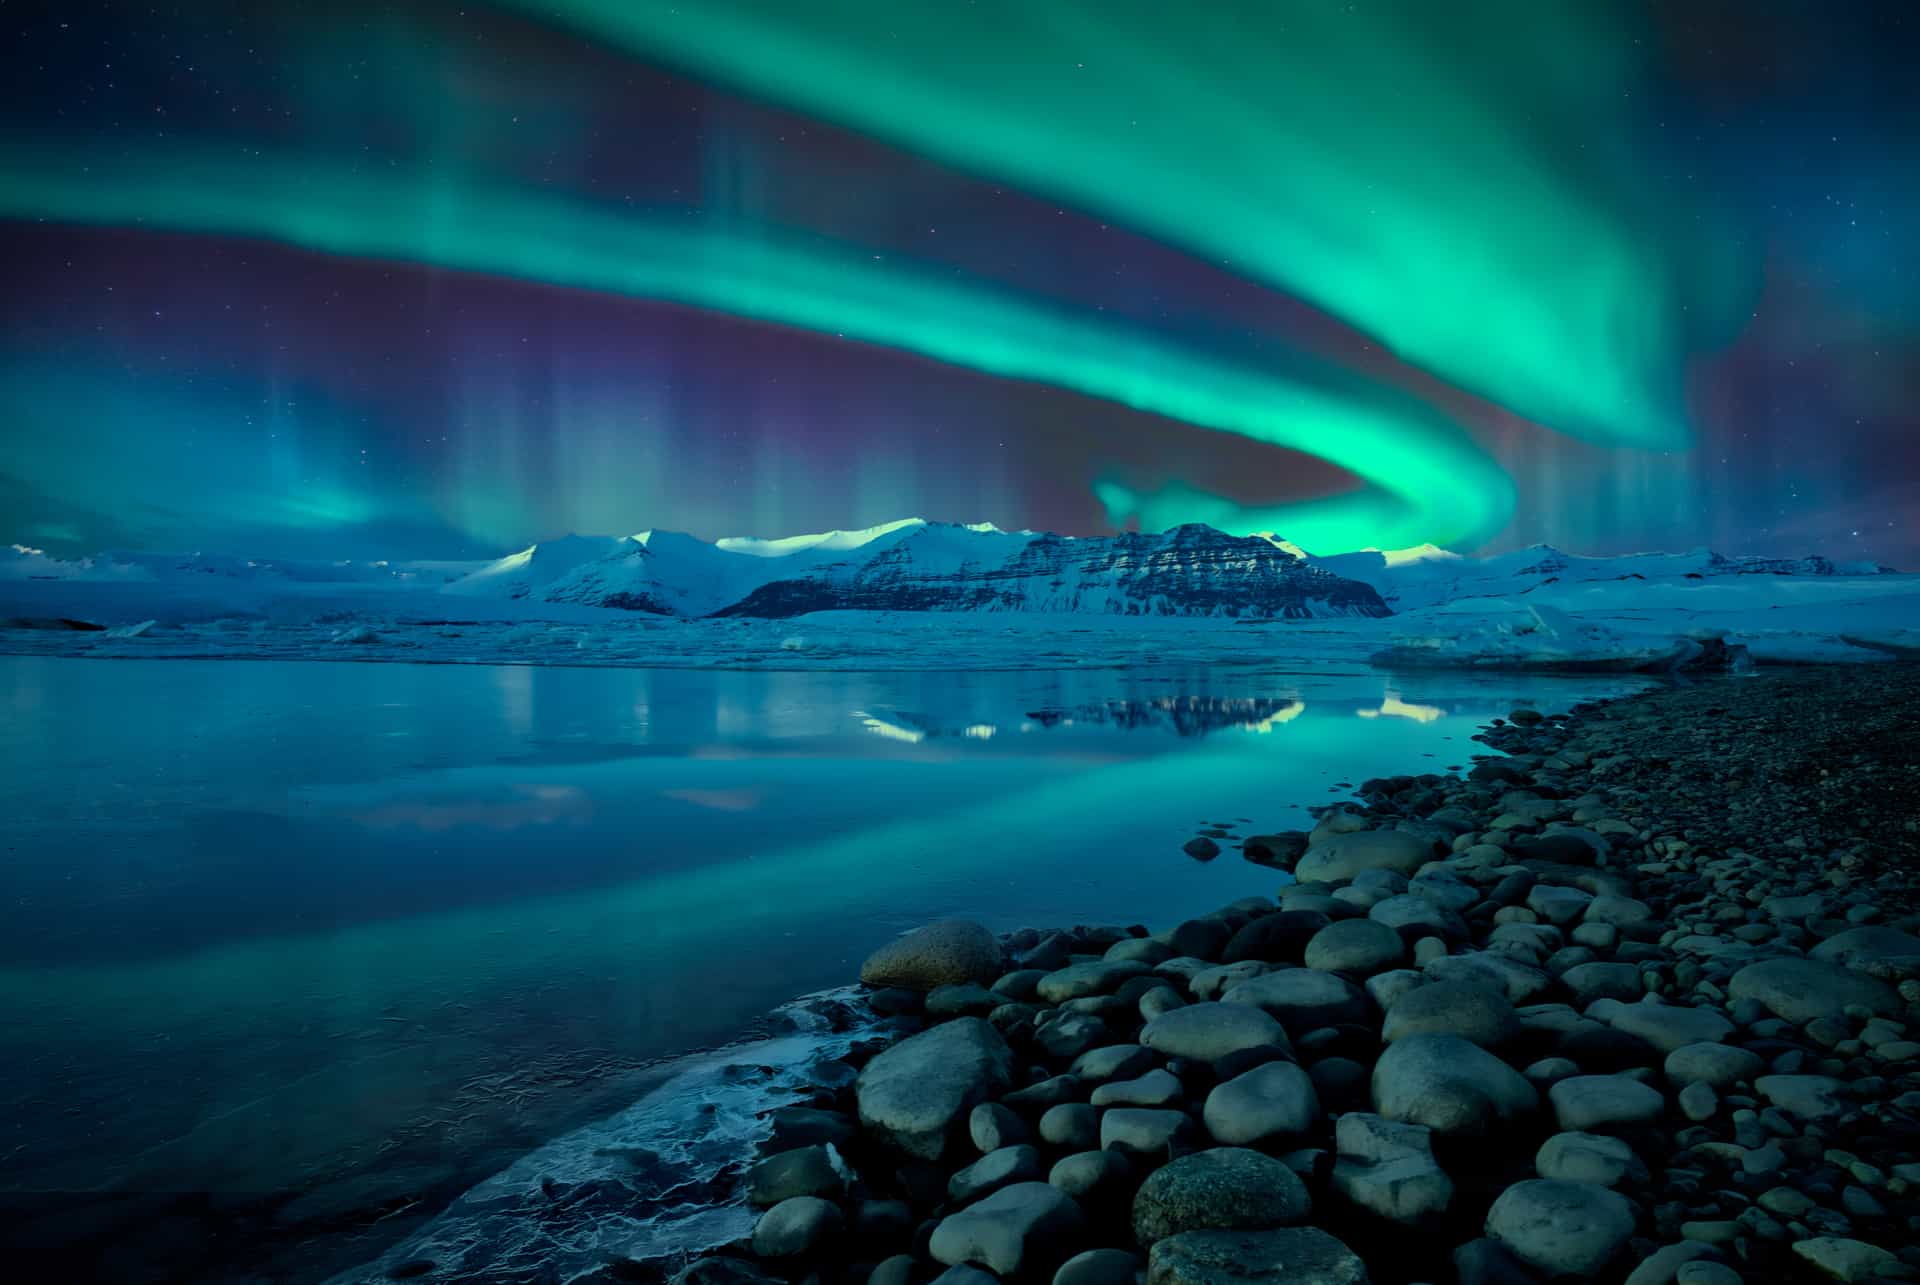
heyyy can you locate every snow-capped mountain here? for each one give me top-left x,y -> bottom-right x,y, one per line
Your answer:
715,523 -> 1390,618
444,520 -> 1392,619
0,543 -> 479,585
1319,543 -> 1894,611
10,522 -> 1894,625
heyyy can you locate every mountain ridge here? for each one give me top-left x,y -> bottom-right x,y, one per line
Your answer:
4,525 -> 1895,623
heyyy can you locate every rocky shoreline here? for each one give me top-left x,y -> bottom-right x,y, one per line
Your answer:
654,663 -> 1920,1285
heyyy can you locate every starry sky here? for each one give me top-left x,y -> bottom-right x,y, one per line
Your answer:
1,0 -> 1915,562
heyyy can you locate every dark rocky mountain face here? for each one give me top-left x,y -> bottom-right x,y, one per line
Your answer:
715,524 -> 1391,619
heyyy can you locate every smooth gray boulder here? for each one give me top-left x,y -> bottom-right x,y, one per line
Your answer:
1587,997 -> 1734,1053
1142,1003 -> 1291,1062
971,1101 -> 1032,1153
1728,957 -> 1899,1023
862,921 -> 1003,990
1407,866 -> 1481,913
1584,895 -> 1654,926
950,1145 -> 1045,1203
1664,1042 -> 1763,1089
1132,1147 -> 1310,1245
1220,969 -> 1369,1034
1372,1032 -> 1538,1137
746,1145 -> 849,1206
1622,1242 -> 1725,1285
1561,961 -> 1644,1005
1072,1044 -> 1156,1084
1055,1248 -> 1147,1285
1041,1103 -> 1101,1150
1526,884 -> 1593,927
1369,893 -> 1467,942
1294,829 -> 1435,884
1549,1075 -> 1664,1132
1303,919 -> 1406,975
856,1017 -> 1014,1160
1330,1112 -> 1453,1225
1809,925 -> 1920,969
930,1269 -> 1000,1285
1190,961 -> 1271,1002
1093,1068 -> 1186,1109
1049,1149 -> 1133,1202
1426,951 -> 1553,1006
1381,980 -> 1517,1047
1202,1061 -> 1319,1146
1485,1179 -> 1635,1277
1535,1131 -> 1648,1188
1101,1108 -> 1195,1158
1791,1236 -> 1900,1282
1040,960 -> 1154,1004
752,1196 -> 844,1257
930,1181 -> 1087,1276
1754,1074 -> 1849,1122
1145,1227 -> 1369,1285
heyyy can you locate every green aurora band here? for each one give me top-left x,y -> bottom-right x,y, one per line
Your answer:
0,140 -> 1514,552
506,0 -> 1739,450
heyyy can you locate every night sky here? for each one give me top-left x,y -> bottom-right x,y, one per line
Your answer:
2,1 -> 1915,562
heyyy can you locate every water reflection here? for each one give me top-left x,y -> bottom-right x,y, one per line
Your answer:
0,655 -> 1650,1262
1357,691 -> 1448,723
858,692 -> 1449,738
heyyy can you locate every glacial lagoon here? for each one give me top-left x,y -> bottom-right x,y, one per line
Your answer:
0,656 -> 1647,1279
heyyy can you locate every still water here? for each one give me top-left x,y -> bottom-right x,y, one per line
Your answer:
0,656 -> 1642,1279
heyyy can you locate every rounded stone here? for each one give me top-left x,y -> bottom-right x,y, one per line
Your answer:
1303,918 -> 1406,975
1055,1248 -> 1147,1285
1678,1081 -> 1717,1122
1548,1075 -> 1665,1133
1369,893 -> 1468,943
972,1101 -> 1032,1153
1664,1042 -> 1763,1090
1039,960 -> 1154,1004
856,1017 -> 1015,1161
950,1145 -> 1046,1204
1728,958 -> 1899,1024
1485,1179 -> 1635,1278
1294,830 -> 1437,884
1132,1147 -> 1310,1246
1142,1002 -> 1291,1062
1372,1033 -> 1538,1138
1534,1131 -> 1647,1188
1049,1149 -> 1133,1201
1041,1103 -> 1101,1151
930,1182 -> 1087,1277
1382,980 -> 1518,1047
1329,1112 -> 1453,1226
1072,1044 -> 1156,1084
1220,969 -> 1369,1034
1092,1068 -> 1186,1109
1145,1227 -> 1368,1285
1202,1060 -> 1319,1146
1101,1108 -> 1195,1159
862,920 -> 1003,991
746,1145 -> 849,1206
752,1196 -> 845,1257
1790,1236 -> 1899,1283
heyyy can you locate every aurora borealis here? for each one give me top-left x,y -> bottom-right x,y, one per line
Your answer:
2,0 -> 1915,561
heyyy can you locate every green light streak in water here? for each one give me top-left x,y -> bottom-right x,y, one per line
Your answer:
0,140 -> 1513,552
507,0 -> 1725,450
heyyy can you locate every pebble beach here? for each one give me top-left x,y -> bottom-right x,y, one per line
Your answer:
650,663 -> 1920,1285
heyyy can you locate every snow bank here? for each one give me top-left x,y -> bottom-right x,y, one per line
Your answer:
1370,603 -> 1752,674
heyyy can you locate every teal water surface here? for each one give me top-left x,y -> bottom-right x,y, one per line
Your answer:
0,656 -> 1642,1278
